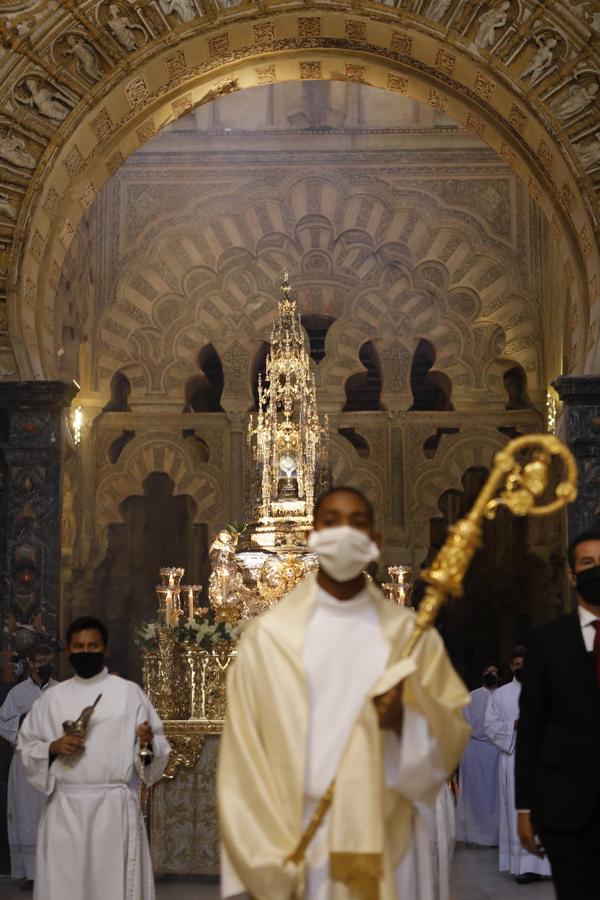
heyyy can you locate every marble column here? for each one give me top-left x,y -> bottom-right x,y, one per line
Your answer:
553,375 -> 600,539
0,381 -> 77,659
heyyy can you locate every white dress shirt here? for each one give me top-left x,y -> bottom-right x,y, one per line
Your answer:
578,603 -> 600,652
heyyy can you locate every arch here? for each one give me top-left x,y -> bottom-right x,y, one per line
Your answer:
95,431 -> 224,553
2,7 -> 597,382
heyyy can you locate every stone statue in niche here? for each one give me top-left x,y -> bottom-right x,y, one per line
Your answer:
0,132 -> 36,169
107,4 -> 145,51
474,2 -> 510,50
0,192 -> 17,221
578,133 -> 600,168
520,34 -> 557,84
551,80 -> 599,120
159,0 -> 197,21
20,78 -> 69,122
427,0 -> 453,22
64,35 -> 102,81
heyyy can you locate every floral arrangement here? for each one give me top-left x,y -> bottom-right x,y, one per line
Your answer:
134,608 -> 242,652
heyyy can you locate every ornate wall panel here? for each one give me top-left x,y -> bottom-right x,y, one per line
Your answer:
0,1 -> 599,382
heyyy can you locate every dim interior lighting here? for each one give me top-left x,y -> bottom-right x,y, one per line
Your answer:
72,406 -> 83,445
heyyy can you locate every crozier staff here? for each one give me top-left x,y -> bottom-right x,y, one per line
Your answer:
17,616 -> 171,900
218,486 -> 470,899
0,644 -> 57,891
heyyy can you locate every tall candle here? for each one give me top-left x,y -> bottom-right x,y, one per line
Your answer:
188,588 -> 194,623
165,589 -> 173,627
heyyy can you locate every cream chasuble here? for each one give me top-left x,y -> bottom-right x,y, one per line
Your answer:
218,573 -> 470,900
17,668 -> 171,900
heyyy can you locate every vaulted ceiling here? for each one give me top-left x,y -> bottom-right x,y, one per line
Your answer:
1,0 -> 599,379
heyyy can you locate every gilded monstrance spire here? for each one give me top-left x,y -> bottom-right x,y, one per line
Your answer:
247,272 -> 328,549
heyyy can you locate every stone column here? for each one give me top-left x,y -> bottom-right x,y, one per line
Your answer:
0,381 -> 77,658
553,375 -> 600,539
226,411 -> 246,524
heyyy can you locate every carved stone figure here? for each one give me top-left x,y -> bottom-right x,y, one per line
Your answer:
64,35 -> 101,81
428,0 -> 453,22
0,192 -> 17,221
0,133 -> 36,170
578,133 -> 600,168
22,78 -> 68,122
520,35 -> 557,84
108,5 -> 141,51
551,81 -> 598,120
475,2 -> 510,50
159,0 -> 197,21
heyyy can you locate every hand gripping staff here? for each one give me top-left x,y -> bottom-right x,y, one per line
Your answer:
286,433 -> 578,866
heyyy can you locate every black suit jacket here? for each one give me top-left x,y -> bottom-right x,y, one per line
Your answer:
515,611 -> 600,831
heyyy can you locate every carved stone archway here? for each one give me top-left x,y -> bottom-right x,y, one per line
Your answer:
2,4 -> 599,382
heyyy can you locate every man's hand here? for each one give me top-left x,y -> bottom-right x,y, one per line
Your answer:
137,721 -> 153,745
49,734 -> 85,756
517,812 -> 545,858
373,683 -> 404,736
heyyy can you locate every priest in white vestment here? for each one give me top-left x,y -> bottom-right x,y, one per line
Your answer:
456,664 -> 501,846
0,645 -> 57,887
17,616 -> 171,900
218,487 -> 470,900
484,648 -> 551,884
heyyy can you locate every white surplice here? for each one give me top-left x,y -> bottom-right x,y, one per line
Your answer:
0,678 -> 56,879
484,680 -> 551,877
456,686 -> 500,846
221,586 -> 450,899
17,668 -> 171,900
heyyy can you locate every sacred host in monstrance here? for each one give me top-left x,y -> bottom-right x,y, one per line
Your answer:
218,486 -> 470,899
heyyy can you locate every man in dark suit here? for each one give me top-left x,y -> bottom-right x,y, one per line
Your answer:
515,528 -> 600,899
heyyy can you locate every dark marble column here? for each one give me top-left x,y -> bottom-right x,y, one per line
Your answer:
0,381 -> 77,659
553,376 -> 600,540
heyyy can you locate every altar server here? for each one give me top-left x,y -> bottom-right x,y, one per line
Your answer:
0,644 -> 56,889
218,486 -> 470,899
17,616 -> 171,900
484,647 -> 551,884
456,664 -> 501,847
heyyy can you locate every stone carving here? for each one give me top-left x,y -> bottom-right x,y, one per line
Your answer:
64,35 -> 102,81
0,132 -> 36,169
474,2 -> 510,50
578,133 -> 600,168
551,80 -> 599,120
427,0 -> 453,22
520,35 -> 557,84
107,4 -> 145,51
159,0 -> 198,22
0,191 -> 17,221
19,78 -> 69,121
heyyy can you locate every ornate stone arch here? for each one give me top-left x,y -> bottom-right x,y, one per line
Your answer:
1,4 -> 598,382
95,431 -> 223,553
328,431 -> 386,525
409,427 -> 512,546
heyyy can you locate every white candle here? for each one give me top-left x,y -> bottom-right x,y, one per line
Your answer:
165,589 -> 173,627
168,574 -> 174,589
188,588 -> 194,623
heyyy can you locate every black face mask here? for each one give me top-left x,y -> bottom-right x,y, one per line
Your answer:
482,673 -> 498,688
36,663 -> 54,684
69,652 -> 105,679
576,565 -> 600,608
513,667 -> 524,683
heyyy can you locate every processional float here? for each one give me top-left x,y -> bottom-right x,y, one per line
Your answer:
138,275 -> 578,852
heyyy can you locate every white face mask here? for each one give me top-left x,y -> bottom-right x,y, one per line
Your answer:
307,525 -> 380,582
